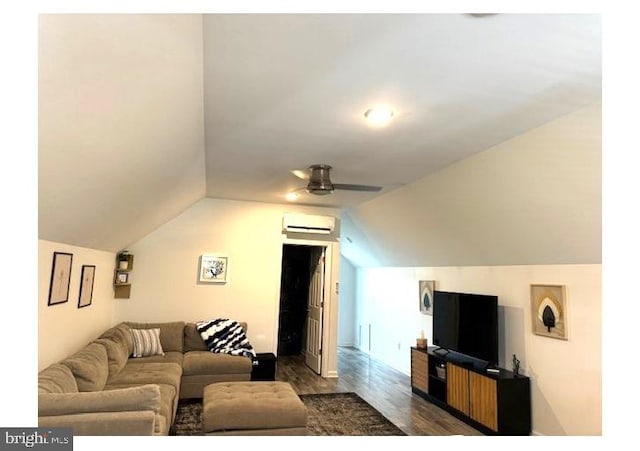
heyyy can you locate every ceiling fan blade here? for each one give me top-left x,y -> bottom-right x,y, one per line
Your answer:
333,183 -> 382,192
291,169 -> 310,180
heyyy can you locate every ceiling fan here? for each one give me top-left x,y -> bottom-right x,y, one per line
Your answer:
292,164 -> 383,196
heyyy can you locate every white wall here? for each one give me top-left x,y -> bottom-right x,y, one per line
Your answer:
113,198 -> 341,374
39,14 -> 206,252
337,257 -> 356,346
355,264 -> 601,436
348,103 -> 601,267
38,240 -> 116,370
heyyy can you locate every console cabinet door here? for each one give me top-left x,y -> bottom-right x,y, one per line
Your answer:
469,372 -> 498,431
411,349 -> 428,393
446,363 -> 470,415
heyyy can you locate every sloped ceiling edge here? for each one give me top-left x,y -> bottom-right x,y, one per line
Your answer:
344,103 -> 602,267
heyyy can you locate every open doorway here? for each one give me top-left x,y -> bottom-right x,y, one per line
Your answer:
277,244 -> 325,374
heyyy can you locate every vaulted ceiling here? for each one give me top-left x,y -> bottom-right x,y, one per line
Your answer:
202,14 -> 600,207
38,14 -> 601,261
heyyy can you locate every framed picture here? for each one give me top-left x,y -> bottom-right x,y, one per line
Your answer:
419,280 -> 435,315
78,265 -> 96,309
199,254 -> 229,283
531,284 -> 568,340
115,272 -> 129,284
48,252 -> 73,306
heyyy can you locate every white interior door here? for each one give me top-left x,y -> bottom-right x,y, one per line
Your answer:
305,247 -> 325,374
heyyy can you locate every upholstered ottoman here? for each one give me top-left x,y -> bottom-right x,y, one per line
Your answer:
202,381 -> 307,435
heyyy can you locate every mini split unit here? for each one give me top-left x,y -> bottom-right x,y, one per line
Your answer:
282,213 -> 336,234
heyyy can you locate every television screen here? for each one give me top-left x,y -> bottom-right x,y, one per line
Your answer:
432,290 -> 499,365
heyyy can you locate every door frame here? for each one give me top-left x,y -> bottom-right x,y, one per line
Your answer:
276,237 -> 340,378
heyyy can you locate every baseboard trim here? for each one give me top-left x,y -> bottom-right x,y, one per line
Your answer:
326,370 -> 338,378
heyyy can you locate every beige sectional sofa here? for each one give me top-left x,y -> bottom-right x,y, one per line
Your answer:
38,321 -> 252,436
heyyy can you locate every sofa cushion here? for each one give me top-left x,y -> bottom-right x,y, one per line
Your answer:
39,384 -> 161,416
38,363 -> 79,394
131,328 -> 164,358
124,321 -> 184,352
99,323 -> 133,356
61,342 -> 109,392
182,351 -> 252,376
125,351 -> 183,367
183,323 -> 209,352
95,338 -> 129,377
184,322 -> 247,352
38,410 -> 159,436
106,362 -> 182,393
104,383 -> 175,426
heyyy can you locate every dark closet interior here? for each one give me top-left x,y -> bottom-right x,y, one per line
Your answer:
277,245 -> 314,356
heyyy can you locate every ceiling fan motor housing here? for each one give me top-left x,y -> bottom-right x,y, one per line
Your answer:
307,164 -> 334,194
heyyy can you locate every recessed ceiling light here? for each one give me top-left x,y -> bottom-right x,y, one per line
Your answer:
285,192 -> 299,202
364,107 -> 394,127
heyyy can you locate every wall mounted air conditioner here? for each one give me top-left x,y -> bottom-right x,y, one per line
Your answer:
282,213 -> 335,235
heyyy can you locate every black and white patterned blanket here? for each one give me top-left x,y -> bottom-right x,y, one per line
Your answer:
196,318 -> 255,359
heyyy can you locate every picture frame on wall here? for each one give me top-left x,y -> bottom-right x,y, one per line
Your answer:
115,272 -> 129,284
48,252 -> 73,306
78,265 -> 96,309
531,284 -> 568,340
199,254 -> 229,283
419,280 -> 435,315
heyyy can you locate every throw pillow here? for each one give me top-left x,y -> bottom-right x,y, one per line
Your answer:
196,318 -> 255,359
130,328 -> 164,358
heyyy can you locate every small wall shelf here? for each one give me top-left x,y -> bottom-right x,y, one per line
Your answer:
114,253 -> 134,299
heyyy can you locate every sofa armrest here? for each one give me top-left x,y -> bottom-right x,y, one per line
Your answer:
39,410 -> 159,436
39,384 -> 161,416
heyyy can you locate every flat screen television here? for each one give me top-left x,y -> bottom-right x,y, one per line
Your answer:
432,290 -> 499,366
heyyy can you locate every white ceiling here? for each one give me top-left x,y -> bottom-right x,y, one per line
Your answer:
38,13 -> 601,253
39,15 -> 207,251
202,14 -> 601,207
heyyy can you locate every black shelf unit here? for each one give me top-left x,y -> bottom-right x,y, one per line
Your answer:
411,346 -> 531,436
427,353 -> 447,403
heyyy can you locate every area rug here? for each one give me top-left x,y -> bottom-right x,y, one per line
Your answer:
171,392 -> 406,436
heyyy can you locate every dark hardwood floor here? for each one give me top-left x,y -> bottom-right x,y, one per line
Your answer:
276,346 -> 482,436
